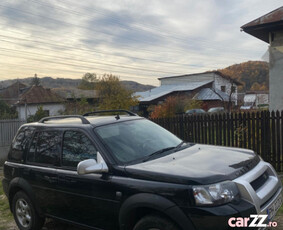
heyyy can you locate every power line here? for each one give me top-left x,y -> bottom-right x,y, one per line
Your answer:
0,38 -> 221,72
0,3 -> 191,54
0,63 -> 160,82
0,53 -> 172,80
26,0 -> 259,54
0,47 -> 188,75
0,3 -> 260,56
0,33 -> 213,67
0,32 -> 250,70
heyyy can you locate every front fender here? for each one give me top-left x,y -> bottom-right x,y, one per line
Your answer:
119,193 -> 195,230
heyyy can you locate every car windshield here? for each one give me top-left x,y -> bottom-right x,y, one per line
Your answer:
95,119 -> 182,164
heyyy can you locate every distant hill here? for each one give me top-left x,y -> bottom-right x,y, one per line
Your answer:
219,61 -> 269,92
1,61 -> 269,93
0,77 -> 154,93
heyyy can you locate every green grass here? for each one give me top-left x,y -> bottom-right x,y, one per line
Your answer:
0,158 -> 6,167
0,173 -> 14,230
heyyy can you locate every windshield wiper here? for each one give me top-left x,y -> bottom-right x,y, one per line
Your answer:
143,146 -> 176,162
174,141 -> 185,151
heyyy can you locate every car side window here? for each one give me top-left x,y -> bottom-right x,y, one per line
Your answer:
27,130 -> 62,165
62,130 -> 97,168
8,126 -> 35,162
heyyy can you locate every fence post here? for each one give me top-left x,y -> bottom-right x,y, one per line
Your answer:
276,111 -> 281,171
179,115 -> 184,140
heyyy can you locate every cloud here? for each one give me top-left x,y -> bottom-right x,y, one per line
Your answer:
0,0 -> 282,85
0,0 -> 66,31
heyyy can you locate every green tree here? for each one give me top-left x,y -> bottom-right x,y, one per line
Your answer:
96,74 -> 138,110
184,99 -> 203,111
27,106 -> 47,122
78,73 -> 97,90
30,73 -> 40,86
0,99 -> 18,119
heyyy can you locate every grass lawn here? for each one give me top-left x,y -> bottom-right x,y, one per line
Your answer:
0,172 -> 14,230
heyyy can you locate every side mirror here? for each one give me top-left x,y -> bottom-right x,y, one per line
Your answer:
77,152 -> 108,175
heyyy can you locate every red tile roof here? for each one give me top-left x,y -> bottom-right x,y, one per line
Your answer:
17,85 -> 64,105
0,82 -> 28,105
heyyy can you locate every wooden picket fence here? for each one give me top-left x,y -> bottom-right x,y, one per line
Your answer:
151,111 -> 283,172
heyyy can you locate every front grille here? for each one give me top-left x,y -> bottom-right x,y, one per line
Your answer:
250,170 -> 269,191
234,161 -> 282,214
260,187 -> 281,209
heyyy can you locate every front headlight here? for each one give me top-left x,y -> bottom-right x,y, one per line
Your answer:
192,181 -> 239,206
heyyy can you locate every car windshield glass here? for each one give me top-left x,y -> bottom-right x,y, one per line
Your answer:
95,119 -> 182,164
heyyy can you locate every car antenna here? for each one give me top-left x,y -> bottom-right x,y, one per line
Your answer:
115,114 -> 120,120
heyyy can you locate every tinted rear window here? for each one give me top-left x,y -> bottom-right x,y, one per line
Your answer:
8,126 -> 35,162
27,130 -> 62,166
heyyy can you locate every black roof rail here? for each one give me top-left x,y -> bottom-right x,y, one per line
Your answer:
83,110 -> 137,116
39,115 -> 90,124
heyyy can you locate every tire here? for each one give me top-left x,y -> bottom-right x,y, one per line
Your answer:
12,191 -> 45,230
133,215 -> 179,230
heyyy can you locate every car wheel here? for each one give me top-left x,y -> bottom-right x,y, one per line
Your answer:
12,191 -> 45,230
133,215 -> 179,230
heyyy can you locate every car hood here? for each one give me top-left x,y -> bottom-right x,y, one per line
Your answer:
125,144 -> 260,185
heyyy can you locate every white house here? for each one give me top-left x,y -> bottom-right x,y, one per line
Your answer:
135,71 -> 241,115
240,92 -> 269,110
16,85 -> 65,120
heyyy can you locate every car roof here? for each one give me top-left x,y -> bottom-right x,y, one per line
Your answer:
23,115 -> 144,129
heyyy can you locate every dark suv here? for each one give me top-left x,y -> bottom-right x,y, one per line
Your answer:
2,110 -> 282,230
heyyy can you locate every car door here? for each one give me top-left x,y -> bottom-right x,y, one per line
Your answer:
56,129 -> 120,229
23,129 -> 62,215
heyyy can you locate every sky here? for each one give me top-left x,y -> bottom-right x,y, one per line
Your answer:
0,0 -> 282,86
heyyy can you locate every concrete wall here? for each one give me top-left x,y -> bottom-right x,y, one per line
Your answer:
17,103 -> 65,120
160,73 -> 215,85
269,31 -> 283,111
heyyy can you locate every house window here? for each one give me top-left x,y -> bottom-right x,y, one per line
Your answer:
221,86 -> 226,92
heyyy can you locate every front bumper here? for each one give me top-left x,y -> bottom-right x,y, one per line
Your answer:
234,161 -> 282,214
182,200 -> 256,230
181,161 -> 282,230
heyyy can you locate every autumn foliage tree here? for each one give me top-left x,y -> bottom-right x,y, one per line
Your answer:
95,74 -> 139,110
78,73 -> 97,90
219,61 -> 269,92
150,96 -> 202,119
